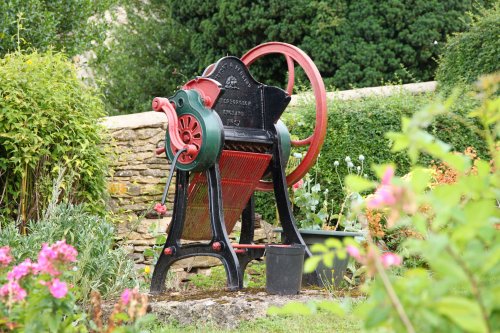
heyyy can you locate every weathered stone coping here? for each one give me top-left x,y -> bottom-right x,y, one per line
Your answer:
101,81 -> 437,127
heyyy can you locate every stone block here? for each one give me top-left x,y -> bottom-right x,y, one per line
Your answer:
140,168 -> 166,177
137,128 -> 163,140
112,129 -> 137,141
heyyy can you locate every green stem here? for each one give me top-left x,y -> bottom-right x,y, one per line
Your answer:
368,238 -> 415,333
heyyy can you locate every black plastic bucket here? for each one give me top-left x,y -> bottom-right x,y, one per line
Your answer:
265,244 -> 306,295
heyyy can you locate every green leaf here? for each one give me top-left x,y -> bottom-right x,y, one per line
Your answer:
310,243 -> 328,253
325,238 -> 343,249
441,153 -> 470,173
304,256 -> 322,273
408,167 -> 432,193
322,252 -> 335,268
345,175 -> 376,193
435,297 -> 488,333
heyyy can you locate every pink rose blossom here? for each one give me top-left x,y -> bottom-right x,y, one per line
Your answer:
154,203 -> 167,214
346,245 -> 362,262
46,278 -> 68,299
381,252 -> 402,268
292,179 -> 304,191
0,281 -> 27,302
7,259 -> 34,281
121,288 -> 132,305
0,246 -> 12,267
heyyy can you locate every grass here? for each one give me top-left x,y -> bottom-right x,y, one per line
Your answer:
188,262 -> 267,290
148,312 -> 362,332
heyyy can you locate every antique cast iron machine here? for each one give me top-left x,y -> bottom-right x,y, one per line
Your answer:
150,42 -> 327,292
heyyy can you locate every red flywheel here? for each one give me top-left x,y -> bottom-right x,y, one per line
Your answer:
241,42 -> 328,191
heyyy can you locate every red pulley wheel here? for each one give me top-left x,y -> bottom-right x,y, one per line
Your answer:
241,42 -> 328,191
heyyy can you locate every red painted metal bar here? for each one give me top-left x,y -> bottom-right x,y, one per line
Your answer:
231,244 -> 292,249
152,97 -> 197,156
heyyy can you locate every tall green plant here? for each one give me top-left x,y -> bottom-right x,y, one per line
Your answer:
93,0 -> 191,114
0,51 -> 109,227
0,0 -> 116,57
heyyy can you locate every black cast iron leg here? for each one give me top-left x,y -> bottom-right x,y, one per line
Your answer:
150,170 -> 189,294
240,196 -> 255,244
206,164 -> 243,290
271,135 -> 321,286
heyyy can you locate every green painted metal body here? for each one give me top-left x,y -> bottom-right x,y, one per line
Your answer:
276,120 -> 291,166
165,90 -> 223,172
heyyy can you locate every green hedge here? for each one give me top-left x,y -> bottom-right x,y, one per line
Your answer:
436,6 -> 500,92
0,51 -> 109,226
255,91 -> 487,222
96,0 -> 494,114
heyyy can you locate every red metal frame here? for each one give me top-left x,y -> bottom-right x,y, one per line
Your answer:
182,77 -> 222,108
241,42 -> 328,191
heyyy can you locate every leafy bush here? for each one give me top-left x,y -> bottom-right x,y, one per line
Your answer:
436,6 -> 500,92
0,238 -> 151,332
255,91 -> 488,223
0,51 -> 109,226
277,74 -> 500,332
0,0 -> 116,57
0,204 -> 137,301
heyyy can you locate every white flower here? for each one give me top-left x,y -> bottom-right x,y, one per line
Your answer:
345,156 -> 351,163
357,166 -> 361,171
347,161 -> 354,168
359,154 -> 365,161
433,40 -> 438,45
293,153 -> 302,159
334,161 -> 339,167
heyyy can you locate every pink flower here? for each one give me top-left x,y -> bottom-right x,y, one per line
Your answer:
46,278 -> 68,299
7,259 -> 34,281
121,288 -> 132,305
0,246 -> 12,267
292,179 -> 304,191
367,166 -> 397,209
346,245 -> 362,262
381,166 -> 394,185
367,185 -> 397,208
36,240 -> 78,276
51,240 -> 78,263
381,252 -> 402,268
0,281 -> 27,302
154,203 -> 167,214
